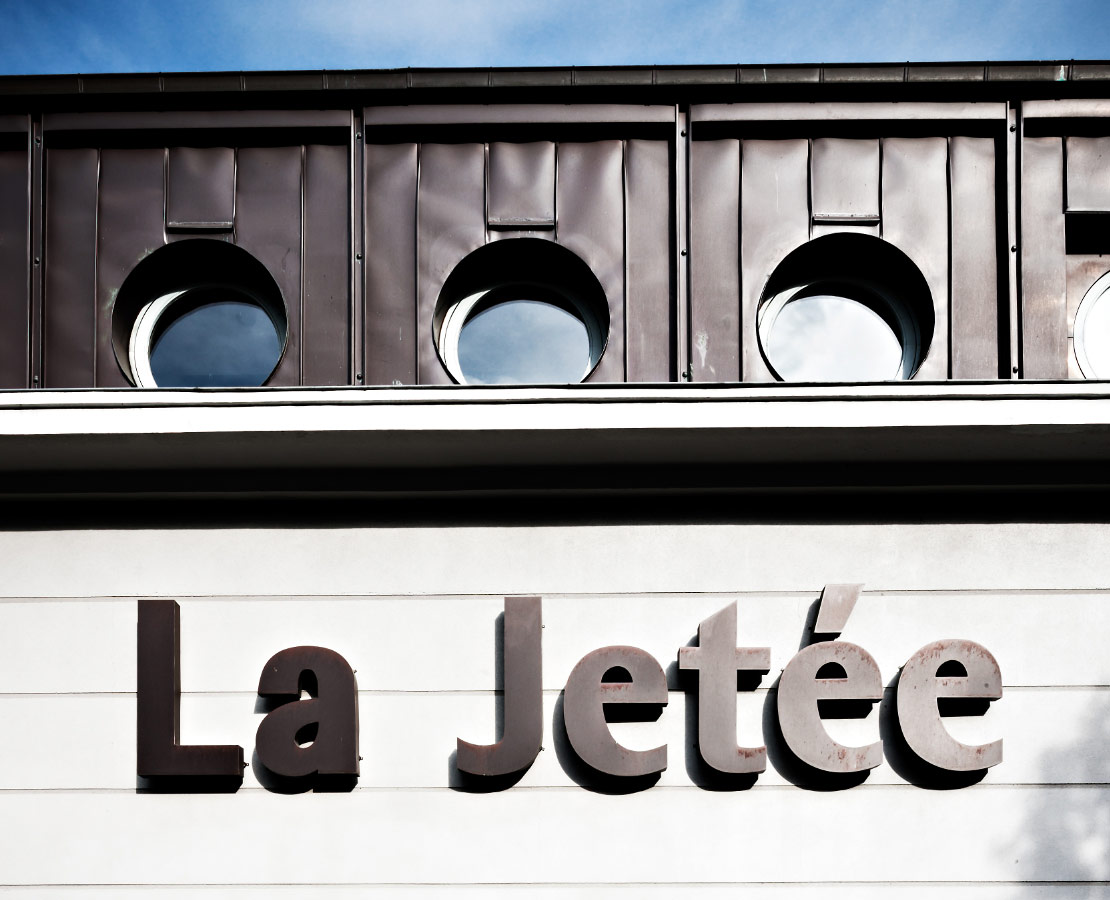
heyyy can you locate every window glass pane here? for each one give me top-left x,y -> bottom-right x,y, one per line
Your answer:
149,300 -> 282,387
457,299 -> 590,385
763,294 -> 902,382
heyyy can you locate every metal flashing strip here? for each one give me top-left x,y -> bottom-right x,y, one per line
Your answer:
692,102 -> 1008,123
0,61 -> 1107,99
0,384 -> 1110,479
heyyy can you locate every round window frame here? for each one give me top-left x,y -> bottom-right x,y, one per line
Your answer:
755,233 -> 934,383
129,286 -> 287,389
1072,270 -> 1110,380
112,239 -> 289,388
433,239 -> 611,386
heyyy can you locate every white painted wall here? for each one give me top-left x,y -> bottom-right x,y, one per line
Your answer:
0,519 -> 1107,895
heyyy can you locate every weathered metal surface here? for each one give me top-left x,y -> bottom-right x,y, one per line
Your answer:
456,596 -> 543,777
563,645 -> 668,777
740,139 -> 808,382
42,109 -> 350,132
811,138 -> 880,228
950,136 -> 1000,379
813,584 -> 862,636
363,142 -> 417,386
625,138 -> 673,382
0,148 -> 29,388
302,144 -> 350,386
96,148 -> 164,387
235,146 -> 302,386
255,646 -> 359,779
777,641 -> 883,773
678,601 -> 769,774
1021,137 -> 1068,379
1065,137 -> 1110,212
136,599 -> 244,783
557,141 -> 625,382
166,147 -> 235,231
365,104 -> 675,126
416,142 -> 484,385
487,142 -> 555,229
688,139 -> 739,382
883,137 -> 949,380
896,639 -> 1002,771
692,102 -> 1006,123
42,148 -> 98,388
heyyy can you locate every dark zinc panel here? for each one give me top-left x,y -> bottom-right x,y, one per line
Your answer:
557,141 -> 625,383
0,149 -> 28,387
741,139 -> 809,382
689,139 -> 739,382
236,146 -> 303,386
166,147 -> 235,230
487,142 -> 555,228
43,148 -> 98,388
950,137 -> 1000,379
364,142 -> 417,386
416,143 -> 485,385
97,148 -> 165,387
1021,138 -> 1068,379
302,144 -> 350,386
625,139 -> 672,382
882,137 -> 948,380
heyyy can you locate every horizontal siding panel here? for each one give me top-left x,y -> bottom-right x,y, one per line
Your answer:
1,787 -> 1106,884
0,523 -> 1110,598
0,687 -> 1103,791
2,591 -> 1110,694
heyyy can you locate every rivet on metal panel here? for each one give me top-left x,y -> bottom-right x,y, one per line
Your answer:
1011,245 -> 1017,252
355,252 -> 362,260
1010,125 -> 1017,132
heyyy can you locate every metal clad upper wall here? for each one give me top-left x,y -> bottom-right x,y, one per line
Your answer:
0,146 -> 29,388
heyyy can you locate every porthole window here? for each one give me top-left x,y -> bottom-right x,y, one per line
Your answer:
434,239 -> 609,385
112,240 -> 287,388
1073,271 -> 1110,379
757,233 -> 934,382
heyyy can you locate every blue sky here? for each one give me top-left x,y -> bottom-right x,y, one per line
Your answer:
0,0 -> 1105,75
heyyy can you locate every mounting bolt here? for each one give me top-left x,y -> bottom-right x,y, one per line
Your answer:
681,370 -> 690,380
33,257 -> 39,266
1010,124 -> 1017,132
356,373 -> 363,382
355,252 -> 362,260
1011,245 -> 1017,252
1012,366 -> 1019,373
681,249 -> 687,256
681,130 -> 687,137
34,137 -> 40,144
356,132 -> 362,140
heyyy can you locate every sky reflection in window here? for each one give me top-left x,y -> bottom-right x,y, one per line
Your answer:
764,294 -> 903,382
149,300 -> 282,387
457,299 -> 590,384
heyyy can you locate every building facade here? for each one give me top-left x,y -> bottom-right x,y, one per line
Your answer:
0,61 -> 1108,895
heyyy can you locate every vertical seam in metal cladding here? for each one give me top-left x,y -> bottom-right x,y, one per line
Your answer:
92,149 -> 101,385
24,123 -> 33,388
1009,102 -> 1022,379
878,137 -> 885,240
299,143 -> 306,386
413,142 -> 421,383
351,110 -> 362,385
231,147 -> 238,240
676,106 -> 689,382
946,136 -> 954,379
161,147 -> 168,245
806,139 -> 814,242
482,141 -> 490,242
622,138 -> 629,378
31,119 -> 42,388
553,141 -> 560,242
735,137 -> 743,382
